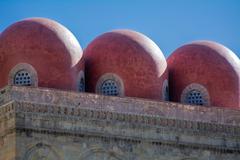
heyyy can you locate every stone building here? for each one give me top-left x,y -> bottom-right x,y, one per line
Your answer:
0,17 -> 240,160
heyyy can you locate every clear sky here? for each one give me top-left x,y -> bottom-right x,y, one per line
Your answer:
0,0 -> 240,58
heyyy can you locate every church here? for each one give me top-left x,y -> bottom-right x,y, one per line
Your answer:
0,17 -> 240,160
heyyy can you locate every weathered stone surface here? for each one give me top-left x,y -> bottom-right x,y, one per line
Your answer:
0,86 -> 240,160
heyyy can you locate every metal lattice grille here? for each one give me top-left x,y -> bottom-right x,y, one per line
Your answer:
14,70 -> 32,86
101,79 -> 119,96
186,90 -> 204,105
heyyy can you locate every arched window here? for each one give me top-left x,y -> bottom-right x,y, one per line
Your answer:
14,70 -> 32,86
181,83 -> 210,106
96,73 -> 124,97
165,85 -> 169,100
78,70 -> 85,92
9,63 -> 38,87
79,77 -> 85,92
162,79 -> 169,101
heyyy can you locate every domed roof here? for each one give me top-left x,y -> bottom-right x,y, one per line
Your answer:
167,40 -> 240,108
0,17 -> 83,90
84,29 -> 168,100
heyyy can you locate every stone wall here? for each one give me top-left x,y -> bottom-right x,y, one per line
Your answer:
16,132 -> 240,160
0,102 -> 16,160
13,101 -> 240,160
0,86 -> 240,159
1,86 -> 240,125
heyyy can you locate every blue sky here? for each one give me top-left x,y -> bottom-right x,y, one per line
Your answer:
0,0 -> 240,58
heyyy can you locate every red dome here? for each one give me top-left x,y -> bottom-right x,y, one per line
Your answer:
84,29 -> 168,100
0,18 -> 83,90
167,41 -> 240,108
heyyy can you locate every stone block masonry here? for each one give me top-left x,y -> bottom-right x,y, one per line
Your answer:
0,86 -> 240,160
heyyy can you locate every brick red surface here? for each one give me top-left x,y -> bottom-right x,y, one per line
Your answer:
167,41 -> 240,108
0,18 -> 83,91
84,30 -> 168,100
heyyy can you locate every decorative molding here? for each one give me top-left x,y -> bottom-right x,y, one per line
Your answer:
0,86 -> 240,154
24,143 -> 62,160
10,101 -> 240,138
0,86 -> 240,126
79,146 -> 125,160
0,101 -> 239,154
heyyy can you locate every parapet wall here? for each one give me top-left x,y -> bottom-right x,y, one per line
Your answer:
0,86 -> 240,159
0,86 -> 240,125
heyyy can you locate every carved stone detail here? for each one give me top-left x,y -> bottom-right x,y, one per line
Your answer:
24,143 -> 61,160
79,146 -> 124,160
0,86 -> 240,160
